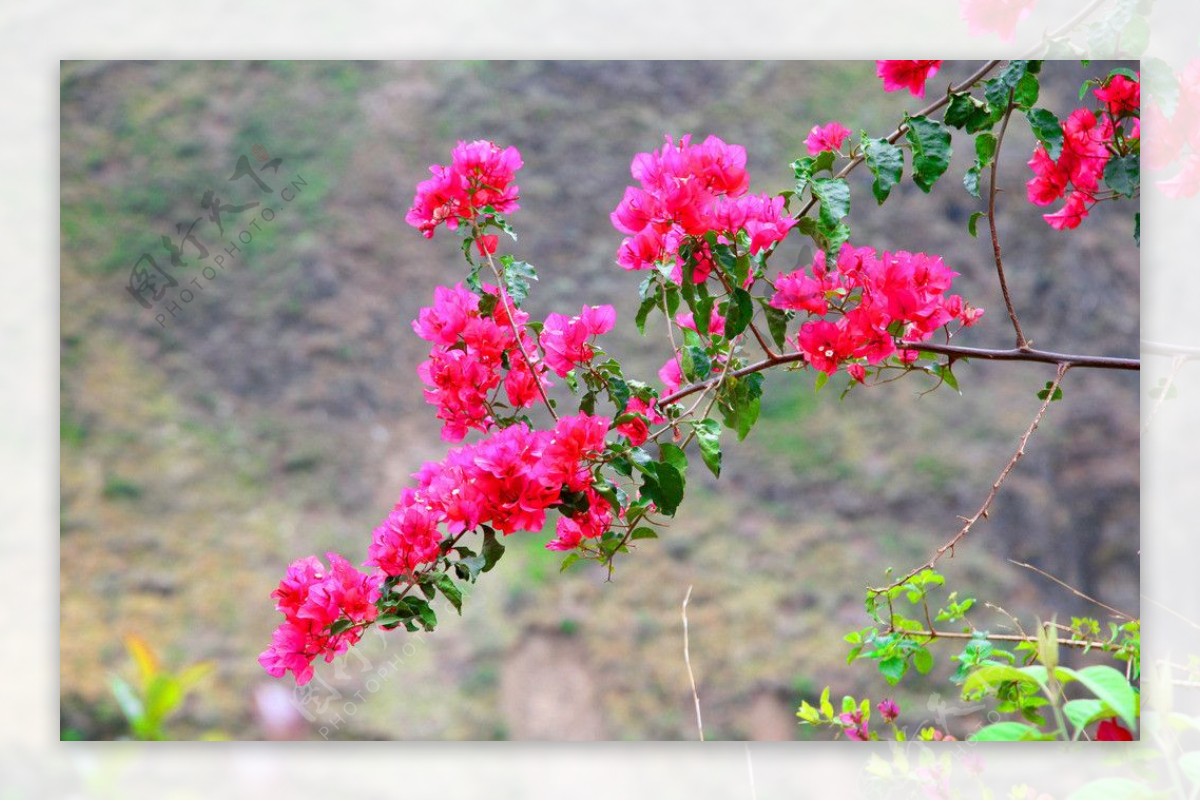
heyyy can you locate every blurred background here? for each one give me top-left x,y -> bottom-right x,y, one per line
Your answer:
59,60 -> 1138,741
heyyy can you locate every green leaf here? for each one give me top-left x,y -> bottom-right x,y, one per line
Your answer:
456,553 -> 487,580
975,132 -> 998,167
797,700 -> 820,724
760,301 -> 790,350
719,373 -> 764,441
723,288 -> 754,338
791,156 -> 816,195
1074,664 -> 1138,732
499,256 -> 537,306
109,674 -> 145,726
811,177 -> 851,234
642,461 -> 685,516
967,211 -> 986,238
969,721 -> 1045,742
559,552 -> 581,572
862,137 -> 903,204
407,598 -> 438,631
964,663 -> 1044,697
658,442 -> 688,475
1027,108 -> 1063,160
878,657 -> 906,685
1104,154 -> 1139,198
434,574 -> 463,615
1037,381 -> 1064,402
1063,698 -> 1108,734
481,529 -> 506,573
680,345 -> 711,382
630,527 -> 658,540
944,92 -> 995,133
693,418 -> 722,478
963,165 -> 982,198
904,116 -> 952,193
984,60 -> 1029,110
912,647 -> 934,675
1013,71 -> 1040,110
936,363 -> 961,394
819,687 -> 833,719
635,295 -> 658,335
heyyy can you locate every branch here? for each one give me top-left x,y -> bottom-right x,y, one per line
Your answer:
872,362 -> 1070,592
987,92 -> 1031,350
659,342 -> 1134,407
902,627 -> 1112,651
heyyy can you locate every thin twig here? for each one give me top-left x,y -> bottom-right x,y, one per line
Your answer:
682,585 -> 705,742
987,92 -> 1031,350
871,362 -> 1070,592
1008,559 -> 1133,620
474,223 -> 559,422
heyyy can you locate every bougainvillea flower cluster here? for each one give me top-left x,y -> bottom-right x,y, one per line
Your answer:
770,243 -> 983,379
405,139 -> 523,239
414,283 -> 544,441
413,282 -> 616,441
258,554 -> 383,685
1026,73 -> 1140,230
612,134 -> 797,279
876,60 -> 943,98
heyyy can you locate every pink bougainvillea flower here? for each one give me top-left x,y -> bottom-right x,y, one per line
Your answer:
615,396 -> 665,447
1095,718 -> 1134,741
1094,73 -> 1140,117
876,60 -> 943,98
258,553 -> 382,686
1043,190 -> 1092,230
611,133 -> 791,282
960,0 -> 1036,40
877,698 -> 900,723
658,356 -> 684,395
805,121 -> 853,155
474,234 -> 499,256
367,504 -> 445,576
771,243 -> 979,381
540,305 -> 616,377
405,140 -> 522,239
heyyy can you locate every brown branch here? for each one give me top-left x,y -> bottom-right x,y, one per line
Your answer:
871,362 -> 1070,593
987,92 -> 1031,350
795,60 -> 1003,221
1008,559 -> 1133,620
659,342 -> 1134,407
